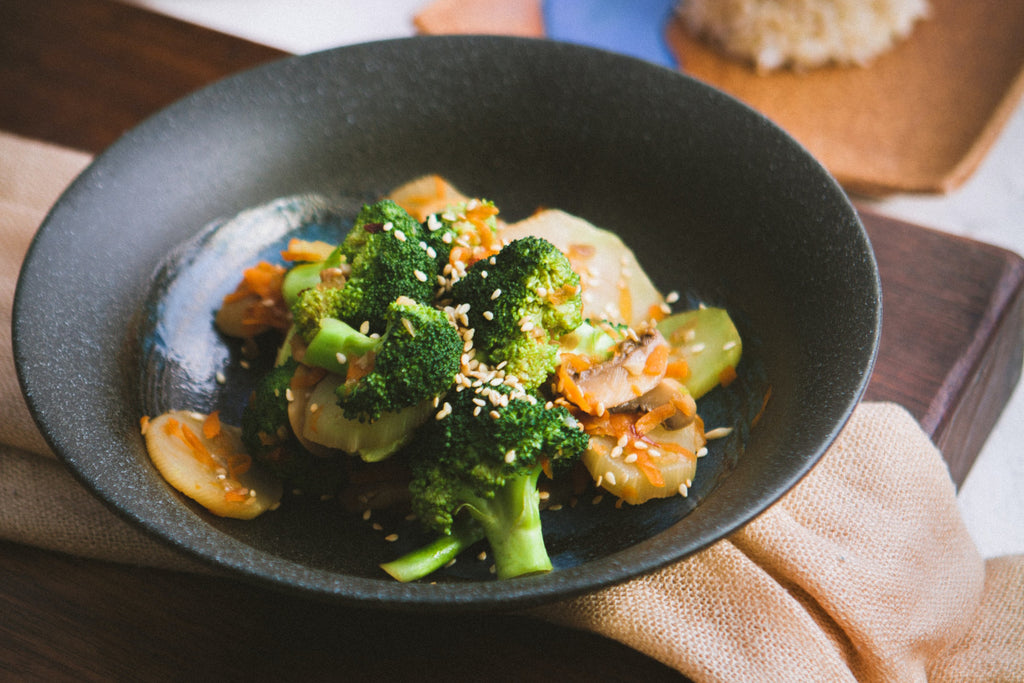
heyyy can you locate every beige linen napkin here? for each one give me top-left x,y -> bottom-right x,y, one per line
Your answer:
2,132 -> 1022,679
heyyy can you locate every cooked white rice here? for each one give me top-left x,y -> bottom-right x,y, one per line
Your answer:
677,0 -> 931,71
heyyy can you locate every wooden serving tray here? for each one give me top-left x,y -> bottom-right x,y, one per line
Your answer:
1,0 -> 1021,678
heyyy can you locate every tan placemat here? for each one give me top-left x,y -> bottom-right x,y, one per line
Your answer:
414,0 -> 1024,196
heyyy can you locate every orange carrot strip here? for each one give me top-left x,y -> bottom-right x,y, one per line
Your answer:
202,411 -> 221,440
671,392 -> 697,418
281,238 -> 335,263
179,424 -> 221,470
643,344 -> 670,376
635,403 -> 678,434
665,360 -> 691,380
647,304 -> 668,322
633,449 -> 665,487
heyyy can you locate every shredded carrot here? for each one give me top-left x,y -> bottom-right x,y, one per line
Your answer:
163,417 -> 183,438
655,441 -> 697,460
751,385 -> 772,428
540,457 -> 553,480
560,352 -> 592,373
718,365 -> 738,387
632,449 -> 665,488
139,415 -> 151,435
556,363 -> 592,413
635,403 -> 677,435
671,391 -> 698,418
223,489 -> 250,503
618,279 -> 633,326
222,261 -> 286,303
665,359 -> 690,381
647,304 -> 668,322
202,411 -> 221,440
179,424 -> 220,471
643,344 -> 670,376
280,238 -> 335,263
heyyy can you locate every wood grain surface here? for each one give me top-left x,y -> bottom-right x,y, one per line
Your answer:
1,0 -> 1022,679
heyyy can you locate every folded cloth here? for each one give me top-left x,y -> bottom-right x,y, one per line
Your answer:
2,132 -> 1022,679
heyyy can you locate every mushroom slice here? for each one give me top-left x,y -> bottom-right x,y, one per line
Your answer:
562,327 -> 670,414
143,410 -> 282,519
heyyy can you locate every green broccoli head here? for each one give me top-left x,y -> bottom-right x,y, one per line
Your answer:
240,358 -> 345,497
405,385 -> 587,579
421,199 -> 500,269
335,297 -> 463,422
291,200 -> 440,342
451,236 -> 583,389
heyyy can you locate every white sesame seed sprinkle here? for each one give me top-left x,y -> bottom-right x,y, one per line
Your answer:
490,289 -> 502,300
393,229 -> 407,242
705,426 -> 733,440
215,371 -> 226,385
414,269 -> 427,282
336,352 -> 347,365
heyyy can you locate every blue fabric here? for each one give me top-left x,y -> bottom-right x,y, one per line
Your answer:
542,0 -> 679,68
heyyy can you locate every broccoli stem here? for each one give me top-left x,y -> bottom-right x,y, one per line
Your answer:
379,517 -> 484,583
470,467 -> 553,580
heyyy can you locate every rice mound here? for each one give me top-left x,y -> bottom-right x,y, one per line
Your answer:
677,0 -> 931,72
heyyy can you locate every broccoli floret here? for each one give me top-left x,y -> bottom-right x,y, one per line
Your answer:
421,199 -> 500,269
450,236 -> 583,389
301,297 -> 462,424
383,386 -> 588,581
239,358 -> 345,497
291,200 -> 439,342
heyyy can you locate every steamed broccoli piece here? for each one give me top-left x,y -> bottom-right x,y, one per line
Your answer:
239,358 -> 345,497
451,236 -> 583,389
291,200 -> 439,342
387,386 -> 588,581
303,297 -> 462,423
421,199 -> 500,269
558,318 -> 628,361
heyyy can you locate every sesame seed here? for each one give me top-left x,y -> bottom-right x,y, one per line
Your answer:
362,509 -> 372,521
592,495 -> 604,505
382,221 -> 393,231
520,320 -> 535,332
442,232 -> 453,244
240,359 -> 250,370
605,471 -> 617,486
285,388 -> 294,402
215,371 -> 226,385
360,320 -> 370,334
616,434 -> 629,448
372,523 -> 383,531
477,551 -> 488,561
490,288 -> 502,300
624,453 -> 638,464
480,270 -> 488,279
414,269 -> 427,282
309,403 -> 320,413
678,483 -> 689,497
665,291 -> 680,304
633,440 -> 649,450
336,352 -> 347,365
483,311 -> 494,320
504,450 -> 516,463
689,342 -> 706,354
610,446 -> 623,459
705,426 -> 733,440
385,533 -> 399,542
473,406 -> 482,416
489,410 -> 501,420
393,229 -> 407,242
697,446 -> 708,458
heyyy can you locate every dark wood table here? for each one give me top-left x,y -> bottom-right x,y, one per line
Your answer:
3,0 -> 1023,679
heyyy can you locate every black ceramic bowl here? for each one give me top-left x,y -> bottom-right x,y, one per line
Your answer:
14,36 -> 879,610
